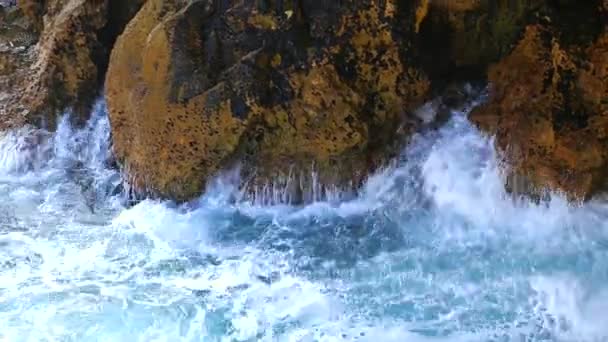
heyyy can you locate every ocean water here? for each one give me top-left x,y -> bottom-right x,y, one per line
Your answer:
0,98 -> 607,342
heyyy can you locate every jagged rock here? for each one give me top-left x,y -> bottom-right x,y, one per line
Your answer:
413,0 -> 608,201
106,0 -> 431,202
106,0 -> 607,202
1,0 -> 604,203
415,0 -> 568,88
0,0 -> 144,131
471,21 -> 607,200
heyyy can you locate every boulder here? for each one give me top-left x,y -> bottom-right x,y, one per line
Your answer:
106,0 -> 431,202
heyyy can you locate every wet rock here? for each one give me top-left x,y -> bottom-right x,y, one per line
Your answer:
471,21 -> 607,200
106,0 -> 607,203
1,0 -> 604,203
411,0 -> 607,201
0,0 -> 144,131
106,0 -> 431,202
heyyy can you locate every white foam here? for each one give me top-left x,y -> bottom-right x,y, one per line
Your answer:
2,92 -> 608,341
0,126 -> 52,175
530,275 -> 608,341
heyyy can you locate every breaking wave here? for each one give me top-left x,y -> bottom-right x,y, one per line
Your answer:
0,97 -> 607,341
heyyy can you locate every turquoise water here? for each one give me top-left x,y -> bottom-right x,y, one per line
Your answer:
0,100 -> 607,341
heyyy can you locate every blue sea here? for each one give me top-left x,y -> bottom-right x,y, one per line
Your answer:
0,99 -> 607,341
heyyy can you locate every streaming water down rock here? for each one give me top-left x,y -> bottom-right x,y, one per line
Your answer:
1,98 -> 608,341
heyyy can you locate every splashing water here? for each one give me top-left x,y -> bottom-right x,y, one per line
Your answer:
1,97 -> 607,342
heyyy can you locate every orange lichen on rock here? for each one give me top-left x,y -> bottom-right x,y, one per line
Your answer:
106,0 -> 431,201
0,0 -> 144,130
106,0 -> 251,200
471,26 -> 608,200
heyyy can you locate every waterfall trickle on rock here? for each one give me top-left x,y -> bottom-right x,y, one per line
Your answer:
0,96 -> 607,341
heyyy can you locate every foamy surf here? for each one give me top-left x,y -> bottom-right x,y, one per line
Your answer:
0,97 -> 607,341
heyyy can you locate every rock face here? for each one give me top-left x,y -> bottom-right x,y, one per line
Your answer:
470,5 -> 607,200
0,0 -> 143,130
105,0 -> 608,202
106,0 -> 431,202
1,0 -> 606,202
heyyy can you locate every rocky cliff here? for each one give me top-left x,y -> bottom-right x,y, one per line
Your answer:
1,0 -> 606,203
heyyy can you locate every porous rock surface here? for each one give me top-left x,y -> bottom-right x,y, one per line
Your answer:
470,2 -> 607,200
1,0 -> 606,203
106,0 -> 431,202
0,0 -> 143,130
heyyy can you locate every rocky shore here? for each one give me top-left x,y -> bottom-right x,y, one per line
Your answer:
1,0 -> 606,203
